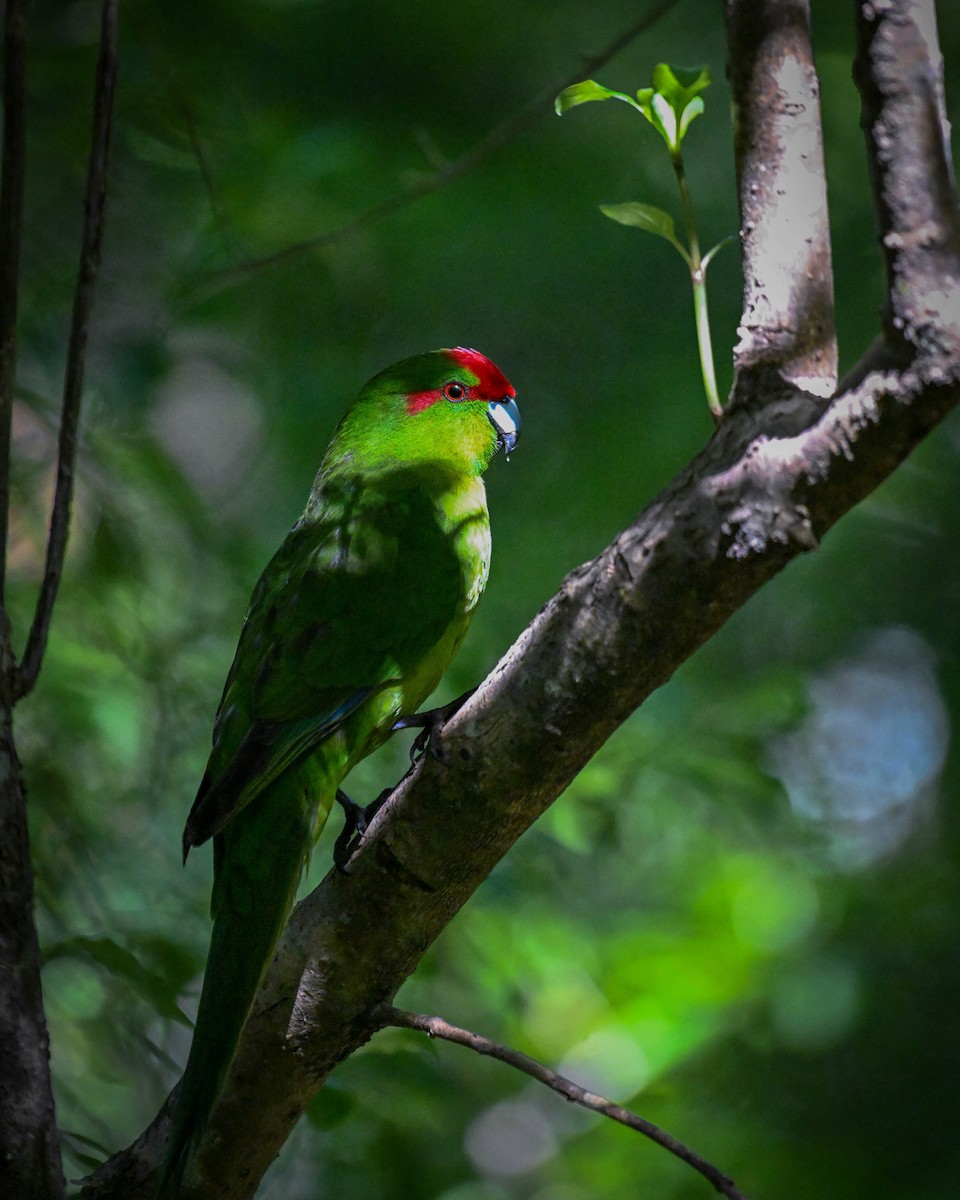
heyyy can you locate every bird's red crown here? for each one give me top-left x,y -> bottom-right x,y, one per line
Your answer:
407,347 -> 514,415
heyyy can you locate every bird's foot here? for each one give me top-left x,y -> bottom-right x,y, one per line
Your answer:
333,689 -> 477,869
333,786 -> 393,871
391,687 -> 476,765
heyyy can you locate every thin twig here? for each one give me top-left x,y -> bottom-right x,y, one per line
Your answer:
213,0 -> 683,280
379,1006 -> 751,1200
14,0 -> 119,701
0,0 -> 28,611
143,13 -> 249,265
180,106 -> 246,263
671,145 -> 722,420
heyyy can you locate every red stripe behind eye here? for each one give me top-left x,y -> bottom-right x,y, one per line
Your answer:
407,389 -> 441,415
405,349 -> 514,415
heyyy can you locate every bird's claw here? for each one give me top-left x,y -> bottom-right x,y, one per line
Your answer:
333,786 -> 392,871
333,789 -> 364,871
392,687 -> 476,766
334,689 -> 477,870
407,724 -> 433,765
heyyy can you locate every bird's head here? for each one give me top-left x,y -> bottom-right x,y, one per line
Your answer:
328,347 -> 520,478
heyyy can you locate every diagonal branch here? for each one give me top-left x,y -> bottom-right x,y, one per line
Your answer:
14,0 -> 119,701
381,1006 -> 752,1200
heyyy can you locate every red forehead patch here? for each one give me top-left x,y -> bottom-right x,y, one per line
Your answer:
445,347 -> 515,399
407,347 -> 514,414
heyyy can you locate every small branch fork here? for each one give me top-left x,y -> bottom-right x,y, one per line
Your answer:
379,1006 -> 751,1200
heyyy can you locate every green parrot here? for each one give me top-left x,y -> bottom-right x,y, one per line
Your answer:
159,347 -> 519,1195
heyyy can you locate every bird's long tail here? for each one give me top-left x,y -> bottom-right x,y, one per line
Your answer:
158,772 -> 327,1197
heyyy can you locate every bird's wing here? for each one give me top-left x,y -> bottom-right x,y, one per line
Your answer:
184,473 -> 465,850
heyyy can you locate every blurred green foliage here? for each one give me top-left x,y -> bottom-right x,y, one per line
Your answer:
8,0 -> 960,1197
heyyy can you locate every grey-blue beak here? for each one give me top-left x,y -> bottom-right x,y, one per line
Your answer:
488,396 -> 520,457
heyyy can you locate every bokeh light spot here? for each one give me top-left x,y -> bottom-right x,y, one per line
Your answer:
730,862 -> 819,952
766,627 -> 949,868
769,956 -> 859,1051
464,1099 -> 558,1178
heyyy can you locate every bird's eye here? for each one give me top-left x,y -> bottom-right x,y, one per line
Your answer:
443,381 -> 466,401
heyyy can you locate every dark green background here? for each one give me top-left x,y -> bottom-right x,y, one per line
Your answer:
9,1 -> 960,1196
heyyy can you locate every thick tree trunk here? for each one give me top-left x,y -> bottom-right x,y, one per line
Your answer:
0,628 -> 64,1200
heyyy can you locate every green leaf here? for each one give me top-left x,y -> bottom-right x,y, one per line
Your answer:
635,63 -> 712,152
44,935 -> 193,1027
555,79 -> 641,116
652,62 -> 712,108
599,203 -> 691,263
634,87 -> 667,145
558,66 -> 711,152
61,1129 -> 112,1170
65,1149 -> 108,1173
651,92 -> 677,148
635,86 -> 654,108
679,96 -> 705,140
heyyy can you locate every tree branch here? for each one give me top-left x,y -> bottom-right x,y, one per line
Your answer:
82,3 -> 960,1196
14,0 -> 119,700
725,0 -> 837,398
0,0 -> 27,612
90,366 -> 960,1200
380,1006 -> 752,1200
0,703 -> 65,1200
854,0 -> 960,351
0,6 -> 118,1195
211,0 -> 683,281
0,7 -> 65,1197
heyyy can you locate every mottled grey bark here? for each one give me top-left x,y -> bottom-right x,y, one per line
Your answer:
0,639 -> 65,1200
726,0 -> 838,395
